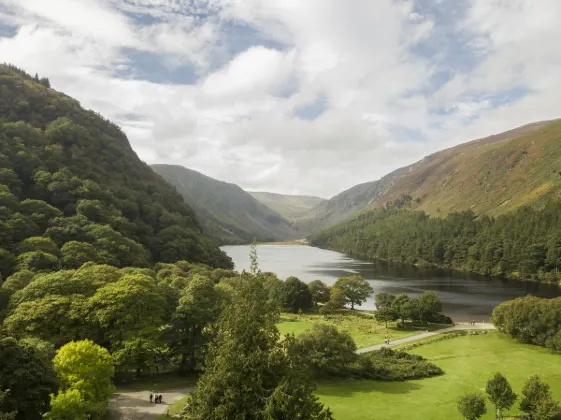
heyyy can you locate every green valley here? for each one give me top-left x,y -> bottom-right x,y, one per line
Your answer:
152,164 -> 299,245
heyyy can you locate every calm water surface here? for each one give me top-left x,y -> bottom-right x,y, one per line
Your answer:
221,245 -> 561,320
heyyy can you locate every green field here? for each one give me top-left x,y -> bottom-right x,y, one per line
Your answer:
316,333 -> 561,420
277,312 -> 441,348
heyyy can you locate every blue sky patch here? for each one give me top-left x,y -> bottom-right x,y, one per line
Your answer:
294,94 -> 328,121
115,49 -> 199,85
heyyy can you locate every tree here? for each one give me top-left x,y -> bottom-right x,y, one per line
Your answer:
486,373 -> 517,419
295,323 -> 357,378
18,237 -> 59,256
276,276 -> 313,313
0,337 -> 58,420
416,291 -> 443,323
391,293 -> 413,323
375,306 -> 398,328
43,389 -> 88,420
60,241 -> 100,269
1,270 -> 34,292
375,292 -> 395,309
249,238 -> 259,275
183,274 -> 333,419
0,249 -> 15,278
321,286 -> 346,313
171,275 -> 222,373
0,389 -> 17,420
308,280 -> 331,306
458,392 -> 487,420
534,398 -> 561,420
16,251 -> 60,272
87,274 -> 165,347
520,376 -> 552,418
52,340 -> 114,418
333,276 -> 373,309
3,295 -> 87,346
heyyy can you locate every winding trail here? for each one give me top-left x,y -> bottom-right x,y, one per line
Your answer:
356,322 -> 495,354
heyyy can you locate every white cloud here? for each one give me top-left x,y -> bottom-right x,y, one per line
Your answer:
0,0 -> 560,197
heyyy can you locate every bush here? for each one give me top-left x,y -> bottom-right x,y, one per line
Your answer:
351,347 -> 443,381
295,324 -> 357,378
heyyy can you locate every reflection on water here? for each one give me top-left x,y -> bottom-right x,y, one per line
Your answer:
221,245 -> 561,320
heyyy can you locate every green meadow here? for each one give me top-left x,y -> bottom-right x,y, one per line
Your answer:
316,333 -> 561,420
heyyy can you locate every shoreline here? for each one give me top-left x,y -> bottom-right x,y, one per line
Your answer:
309,244 -> 561,289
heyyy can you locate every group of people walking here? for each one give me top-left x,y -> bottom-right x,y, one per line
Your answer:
150,393 -> 163,404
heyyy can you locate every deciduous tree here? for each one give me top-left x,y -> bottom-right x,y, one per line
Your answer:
486,373 -> 517,419
0,337 -> 58,420
308,280 -> 331,306
457,392 -> 487,420
333,276 -> 373,310
52,340 -> 114,419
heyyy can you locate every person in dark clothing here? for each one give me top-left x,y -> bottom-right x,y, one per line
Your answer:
150,393 -> 153,403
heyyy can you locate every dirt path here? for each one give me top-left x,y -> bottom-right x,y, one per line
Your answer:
109,387 -> 193,420
357,323 -> 496,354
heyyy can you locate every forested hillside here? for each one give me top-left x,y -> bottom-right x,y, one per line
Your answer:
311,199 -> 561,283
152,164 -> 299,244
0,64 -> 232,277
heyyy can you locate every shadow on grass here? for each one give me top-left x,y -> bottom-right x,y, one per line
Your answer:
116,372 -> 199,392
316,380 -> 422,398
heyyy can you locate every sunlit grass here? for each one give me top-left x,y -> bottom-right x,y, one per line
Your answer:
317,334 -> 561,420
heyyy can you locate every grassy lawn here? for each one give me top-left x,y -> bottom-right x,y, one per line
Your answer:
277,311 -> 442,348
316,334 -> 561,420
157,396 -> 189,419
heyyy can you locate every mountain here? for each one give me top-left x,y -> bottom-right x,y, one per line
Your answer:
248,192 -> 326,220
151,164 -> 299,245
0,64 -> 232,276
300,119 -> 561,234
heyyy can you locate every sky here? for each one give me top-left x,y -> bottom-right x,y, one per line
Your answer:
1,0 -> 560,198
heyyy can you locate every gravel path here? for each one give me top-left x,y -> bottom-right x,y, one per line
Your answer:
109,387 -> 194,420
357,323 -> 496,354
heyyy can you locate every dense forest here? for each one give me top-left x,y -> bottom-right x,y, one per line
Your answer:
311,197 -> 561,283
0,64 -> 232,278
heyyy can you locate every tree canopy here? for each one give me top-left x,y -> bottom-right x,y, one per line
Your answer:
0,64 -> 232,276
333,276 -> 373,309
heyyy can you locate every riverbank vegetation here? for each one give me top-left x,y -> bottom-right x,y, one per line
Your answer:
310,199 -> 561,283
492,295 -> 561,352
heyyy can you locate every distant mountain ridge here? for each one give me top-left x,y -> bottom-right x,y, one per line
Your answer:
151,164 -> 300,245
298,119 -> 561,234
248,192 -> 325,220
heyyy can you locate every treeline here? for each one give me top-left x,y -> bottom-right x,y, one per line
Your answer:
492,295 -> 561,352
0,64 -> 232,275
311,200 -> 561,282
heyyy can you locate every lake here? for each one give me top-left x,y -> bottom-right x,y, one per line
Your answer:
221,244 -> 561,320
